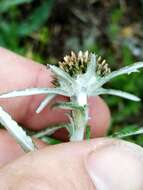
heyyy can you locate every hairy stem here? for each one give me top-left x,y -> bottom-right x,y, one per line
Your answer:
70,91 -> 88,141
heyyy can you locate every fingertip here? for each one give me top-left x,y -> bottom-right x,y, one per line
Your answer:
86,139 -> 143,190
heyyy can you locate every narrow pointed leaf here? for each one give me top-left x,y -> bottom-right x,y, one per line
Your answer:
33,125 -> 67,138
0,106 -> 35,152
85,126 -> 91,140
40,136 -> 62,144
95,88 -> 140,101
0,88 -> 69,98
53,102 -> 84,112
48,65 -> 74,84
111,126 -> 143,138
99,62 -> 143,86
36,94 -> 56,113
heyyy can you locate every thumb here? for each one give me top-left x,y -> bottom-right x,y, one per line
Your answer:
0,138 -> 143,190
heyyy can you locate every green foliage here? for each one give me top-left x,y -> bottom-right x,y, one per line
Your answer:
18,0 -> 54,36
0,0 -> 54,55
105,46 -> 143,123
111,124 -> 143,138
108,8 -> 123,39
0,0 -> 33,13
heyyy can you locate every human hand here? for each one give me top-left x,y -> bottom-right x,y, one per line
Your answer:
0,48 -> 143,190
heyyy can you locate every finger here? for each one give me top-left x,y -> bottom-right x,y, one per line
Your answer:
1,139 -> 143,190
88,96 -> 110,137
0,48 -> 110,137
0,129 -> 46,167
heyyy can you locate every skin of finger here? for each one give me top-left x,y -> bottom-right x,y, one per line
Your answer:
88,96 -> 110,137
0,47 -> 110,138
0,138 -> 143,190
0,129 -> 46,167
0,138 -> 109,190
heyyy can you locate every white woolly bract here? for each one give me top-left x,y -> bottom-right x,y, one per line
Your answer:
0,106 -> 35,152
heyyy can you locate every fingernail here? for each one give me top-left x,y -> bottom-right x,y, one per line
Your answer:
86,140 -> 143,190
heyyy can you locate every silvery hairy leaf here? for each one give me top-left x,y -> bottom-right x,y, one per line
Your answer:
0,88 -> 69,98
0,106 -> 35,152
36,94 -> 56,113
98,62 -> 143,87
58,78 -> 73,95
94,88 -> 140,101
48,65 -> 74,83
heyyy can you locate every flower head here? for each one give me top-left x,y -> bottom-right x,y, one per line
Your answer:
96,56 -> 111,76
58,51 -> 111,77
0,51 -> 143,113
58,51 -> 90,77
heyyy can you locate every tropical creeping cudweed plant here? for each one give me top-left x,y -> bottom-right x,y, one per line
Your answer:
1,51 -> 143,152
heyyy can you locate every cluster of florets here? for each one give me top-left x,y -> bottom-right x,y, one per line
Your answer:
58,51 -> 111,77
58,51 -> 89,77
96,56 -> 111,76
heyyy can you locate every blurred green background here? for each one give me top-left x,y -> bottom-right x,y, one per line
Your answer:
1,0 -> 143,145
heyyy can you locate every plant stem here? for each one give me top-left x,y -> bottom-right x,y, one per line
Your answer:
70,126 -> 85,141
70,91 -> 88,141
